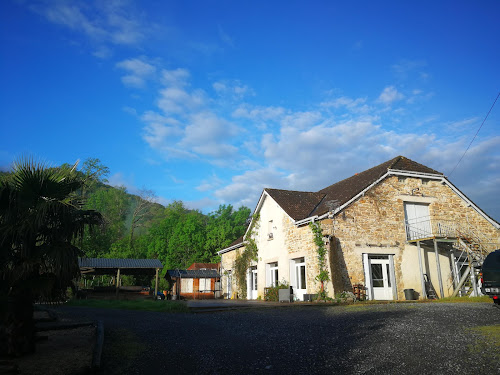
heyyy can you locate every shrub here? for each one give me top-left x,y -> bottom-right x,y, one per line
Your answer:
264,281 -> 290,301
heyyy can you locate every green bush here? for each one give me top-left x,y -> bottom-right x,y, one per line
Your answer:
264,281 -> 290,301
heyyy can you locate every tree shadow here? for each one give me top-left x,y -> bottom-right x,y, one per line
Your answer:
330,236 -> 354,293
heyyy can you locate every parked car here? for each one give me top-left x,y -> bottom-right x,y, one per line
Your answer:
481,249 -> 500,305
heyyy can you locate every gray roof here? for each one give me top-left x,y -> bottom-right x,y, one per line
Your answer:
167,269 -> 220,278
265,156 -> 444,221
79,258 -> 163,269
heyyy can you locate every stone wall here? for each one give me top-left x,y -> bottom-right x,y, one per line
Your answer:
282,216 -> 336,297
221,175 -> 499,300
220,246 -> 243,299
323,175 -> 499,299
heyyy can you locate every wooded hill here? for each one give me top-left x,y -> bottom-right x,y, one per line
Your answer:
1,158 -> 250,272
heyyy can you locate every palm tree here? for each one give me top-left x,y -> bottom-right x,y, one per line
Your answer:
0,158 -> 102,356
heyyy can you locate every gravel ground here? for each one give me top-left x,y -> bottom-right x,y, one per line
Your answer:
55,303 -> 500,375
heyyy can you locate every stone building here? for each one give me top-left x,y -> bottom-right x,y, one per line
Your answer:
218,156 -> 500,301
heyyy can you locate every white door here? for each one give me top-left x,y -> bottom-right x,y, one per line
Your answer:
404,203 -> 431,240
269,262 -> 279,286
369,256 -> 394,300
227,271 -> 232,299
292,258 -> 307,301
250,267 -> 258,299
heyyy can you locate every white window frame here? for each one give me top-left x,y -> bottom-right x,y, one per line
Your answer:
181,278 -> 193,293
268,262 -> 278,286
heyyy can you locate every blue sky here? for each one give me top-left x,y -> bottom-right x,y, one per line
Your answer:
1,1 -> 499,220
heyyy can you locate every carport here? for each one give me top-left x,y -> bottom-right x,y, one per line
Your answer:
78,258 -> 163,297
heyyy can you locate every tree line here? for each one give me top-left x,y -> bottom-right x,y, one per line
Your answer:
75,158 -> 250,270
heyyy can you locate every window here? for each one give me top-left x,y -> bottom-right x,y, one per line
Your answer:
370,264 -> 384,287
181,278 -> 193,293
251,268 -> 257,291
199,278 -> 211,292
269,262 -> 278,286
295,257 -> 306,290
404,202 -> 431,240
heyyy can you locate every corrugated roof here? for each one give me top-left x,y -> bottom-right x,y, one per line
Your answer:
78,258 -> 163,269
167,269 -> 220,278
187,263 -> 219,270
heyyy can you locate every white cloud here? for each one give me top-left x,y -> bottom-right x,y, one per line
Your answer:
213,80 -> 254,100
117,58 -> 156,76
214,168 -> 287,209
134,65 -> 499,220
377,86 -> 405,105
140,69 -> 244,164
161,68 -> 190,87
321,96 -> 367,110
29,0 -> 147,56
196,174 -> 224,192
232,105 -> 286,121
116,57 -> 156,88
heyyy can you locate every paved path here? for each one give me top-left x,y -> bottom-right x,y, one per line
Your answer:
56,303 -> 500,375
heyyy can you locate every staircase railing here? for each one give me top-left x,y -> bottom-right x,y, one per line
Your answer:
405,216 -> 498,297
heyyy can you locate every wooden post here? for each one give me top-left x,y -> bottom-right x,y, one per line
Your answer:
154,268 -> 159,300
433,239 -> 445,298
115,268 -> 121,297
450,251 -> 459,288
417,241 -> 427,299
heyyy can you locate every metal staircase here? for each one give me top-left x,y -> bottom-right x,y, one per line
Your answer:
449,234 -> 489,297
406,216 -> 498,298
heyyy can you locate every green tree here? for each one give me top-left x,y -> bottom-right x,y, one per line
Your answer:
128,188 -> 157,250
80,158 -> 110,197
81,186 -> 128,257
0,159 -> 101,356
205,205 -> 251,261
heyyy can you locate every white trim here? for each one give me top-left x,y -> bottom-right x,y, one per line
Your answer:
387,169 -> 443,179
217,241 -> 245,255
295,215 -> 319,226
363,253 -> 372,300
396,195 -> 437,204
389,254 -> 397,298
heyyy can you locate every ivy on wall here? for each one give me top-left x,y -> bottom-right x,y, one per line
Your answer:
234,213 -> 260,299
310,221 -> 330,299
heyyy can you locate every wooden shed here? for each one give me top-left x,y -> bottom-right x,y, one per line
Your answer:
167,265 -> 221,299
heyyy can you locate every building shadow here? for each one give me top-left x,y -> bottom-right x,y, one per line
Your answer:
329,236 -> 354,293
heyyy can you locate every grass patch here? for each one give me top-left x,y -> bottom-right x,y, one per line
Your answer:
428,296 -> 492,303
468,325 -> 500,361
66,298 -> 189,313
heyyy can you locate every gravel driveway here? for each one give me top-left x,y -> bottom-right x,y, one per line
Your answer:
56,303 -> 499,375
